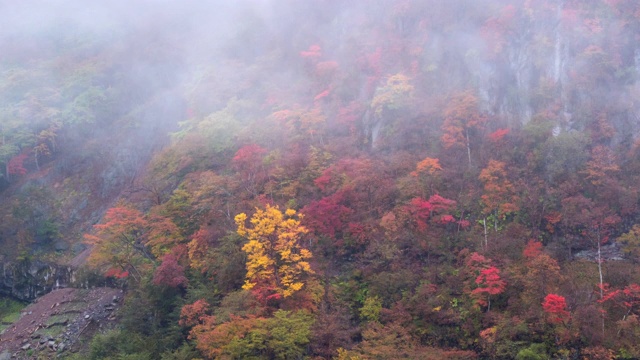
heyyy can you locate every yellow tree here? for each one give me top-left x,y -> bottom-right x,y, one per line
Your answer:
619,225 -> 640,263
370,73 -> 414,117
235,205 -> 313,299
366,73 -> 414,148
271,106 -> 327,145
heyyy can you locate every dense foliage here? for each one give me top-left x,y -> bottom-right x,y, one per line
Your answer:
4,0 -> 640,358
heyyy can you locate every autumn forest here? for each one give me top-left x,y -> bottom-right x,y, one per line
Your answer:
3,0 -> 640,359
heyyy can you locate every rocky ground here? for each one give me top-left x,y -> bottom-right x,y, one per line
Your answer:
0,287 -> 123,359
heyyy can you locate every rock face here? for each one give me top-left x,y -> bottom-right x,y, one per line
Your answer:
0,260 -> 73,301
574,242 -> 625,262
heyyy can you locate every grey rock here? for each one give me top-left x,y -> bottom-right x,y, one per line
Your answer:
54,241 -> 69,252
574,242 -> 625,261
71,243 -> 87,255
0,260 -> 74,301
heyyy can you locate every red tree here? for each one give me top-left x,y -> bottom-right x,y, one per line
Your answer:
402,194 -> 457,232
153,253 -> 188,288
233,144 -> 267,173
232,144 -> 267,195
523,239 -> 543,259
302,191 -> 353,239
542,293 -> 570,324
7,153 -> 28,176
601,283 -> 640,316
471,266 -> 506,311
179,299 -> 210,327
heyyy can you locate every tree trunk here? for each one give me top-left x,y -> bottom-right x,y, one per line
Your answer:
483,218 -> 488,250
596,228 -> 605,337
465,128 -> 471,167
2,135 -> 8,181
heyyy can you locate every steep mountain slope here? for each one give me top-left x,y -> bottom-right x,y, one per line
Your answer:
3,1 -> 640,359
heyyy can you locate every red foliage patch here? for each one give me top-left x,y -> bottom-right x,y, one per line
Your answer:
314,89 -> 331,102
8,153 -> 28,176
542,293 -> 570,323
472,267 -> 506,297
300,44 -> 322,59
314,168 -> 333,191
302,191 -> 353,238
523,239 -> 543,259
180,299 -> 210,327
232,144 -> 267,167
153,253 -> 188,288
488,128 -> 509,142
105,268 -> 129,279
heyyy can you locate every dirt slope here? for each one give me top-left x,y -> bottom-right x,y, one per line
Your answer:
0,287 -> 123,359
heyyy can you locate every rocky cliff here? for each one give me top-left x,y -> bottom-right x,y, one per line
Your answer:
0,260 -> 74,301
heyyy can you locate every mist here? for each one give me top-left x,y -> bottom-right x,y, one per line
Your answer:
2,1 -> 640,357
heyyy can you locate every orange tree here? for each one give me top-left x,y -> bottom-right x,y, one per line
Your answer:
85,203 -> 182,282
478,159 -> 520,247
441,90 -> 486,167
84,204 -> 151,282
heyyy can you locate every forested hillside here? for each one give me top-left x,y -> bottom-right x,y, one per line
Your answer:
3,0 -> 640,358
